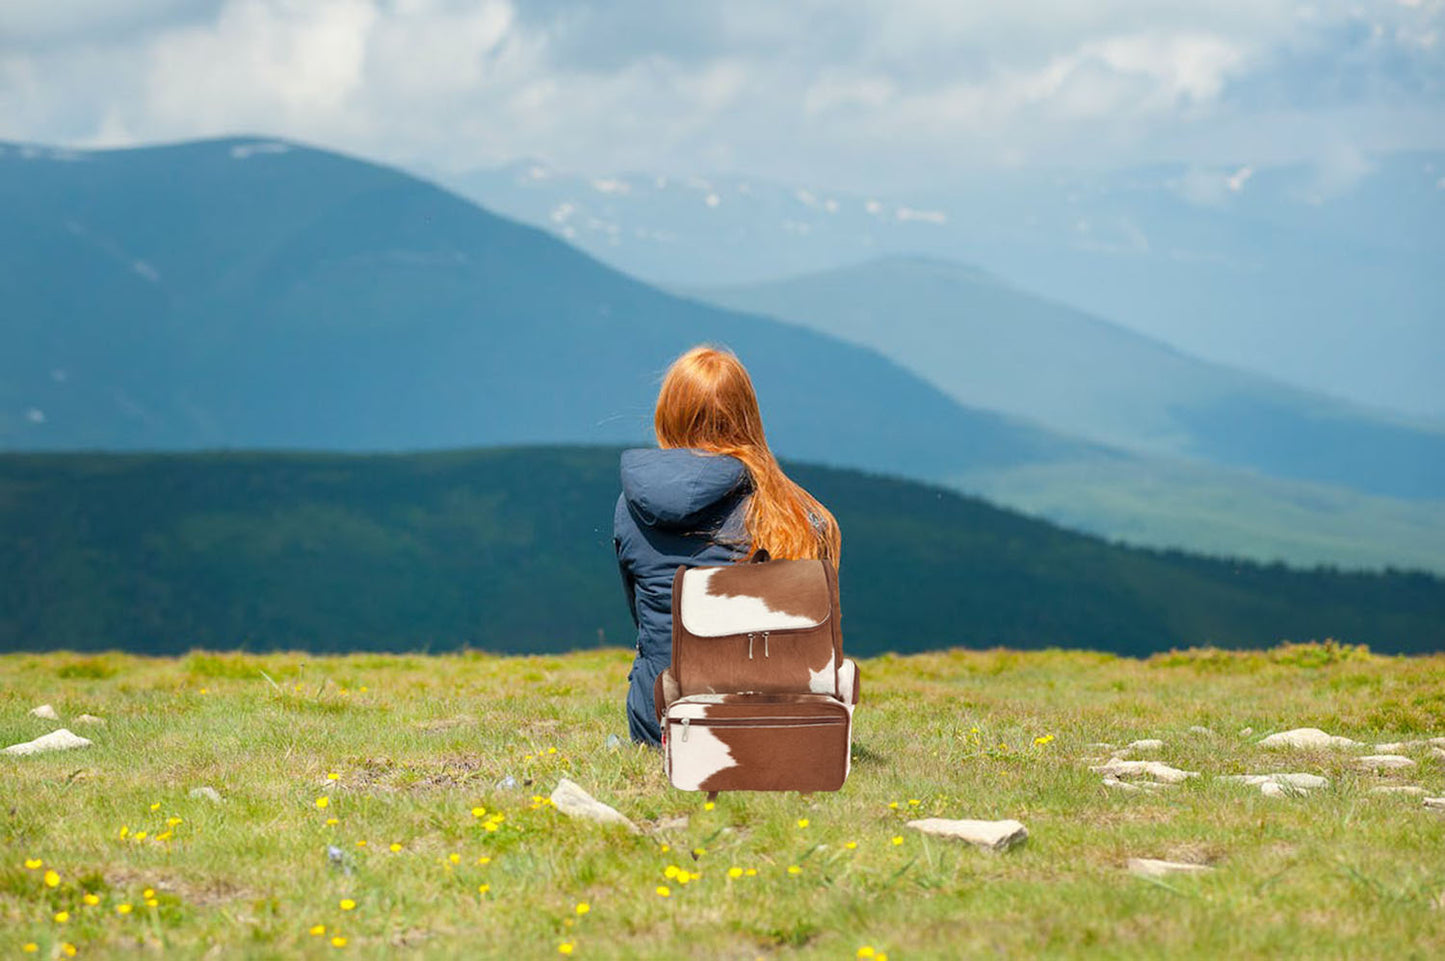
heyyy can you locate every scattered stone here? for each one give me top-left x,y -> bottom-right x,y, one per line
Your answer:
1102,776 -> 1141,793
1128,858 -> 1213,878
1238,727 -> 1253,736
326,844 -> 355,875
906,818 -> 1028,851
1373,741 -> 1423,753
1087,742 -> 1115,751
1219,773 -> 1328,796
1432,747 -> 1445,762
1356,754 -> 1416,771
1127,739 -> 1165,752
1258,728 -> 1360,750
494,774 -> 518,791
29,704 -> 60,721
1424,797 -> 1445,811
1137,781 -> 1174,791
550,778 -> 639,834
1370,786 -> 1426,796
604,734 -> 621,751
1090,759 -> 1199,784
72,714 -> 105,726
4,728 -> 92,756
1429,738 -> 1445,748
1188,726 -> 1217,738
189,786 -> 223,802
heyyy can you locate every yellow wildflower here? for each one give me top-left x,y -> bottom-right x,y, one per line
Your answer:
891,836 -> 904,846
655,886 -> 670,898
389,843 -> 402,853
845,841 -> 858,850
908,799 -> 920,807
54,911 -> 70,923
145,899 -> 159,908
888,801 -> 899,810
659,844 -> 670,853
359,686 -> 369,693
703,801 -> 715,811
858,949 -> 876,959
315,796 -> 330,810
471,807 -> 487,818
476,856 -> 492,865
483,822 -> 498,833
142,889 -> 155,900
478,884 -> 491,896
547,747 -> 558,754
327,772 -> 340,781
60,945 -> 76,958
692,847 -> 706,857
44,869 -> 60,887
117,904 -> 133,915
167,817 -> 183,827
331,936 -> 347,948
310,925 -> 327,936
448,853 -> 461,865
150,802 -> 161,811
797,818 -> 810,829
355,840 -> 367,848
133,831 -> 148,841
558,943 -> 574,955
23,858 -> 42,870
787,865 -> 801,876
22,945 -> 37,953
744,868 -> 757,877
727,867 -> 743,879
156,832 -> 173,842
199,688 -> 208,694
118,826 -> 129,839
663,865 -> 680,879
83,893 -> 100,906
326,818 -> 339,826
339,899 -> 356,911
575,902 -> 590,916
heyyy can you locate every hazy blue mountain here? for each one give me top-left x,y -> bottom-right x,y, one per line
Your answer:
688,257 -> 1445,501
0,137 -> 1095,486
440,153 -> 1445,420
3,446 -> 1440,657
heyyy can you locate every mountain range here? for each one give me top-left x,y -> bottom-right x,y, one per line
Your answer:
443,153 -> 1445,421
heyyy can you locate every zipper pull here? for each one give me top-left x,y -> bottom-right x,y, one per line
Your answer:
747,632 -> 755,659
680,717 -> 691,742
764,631 -> 770,657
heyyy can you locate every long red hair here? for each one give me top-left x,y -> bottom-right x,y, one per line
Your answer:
654,345 -> 842,568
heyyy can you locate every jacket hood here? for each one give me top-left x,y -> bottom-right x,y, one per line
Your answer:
620,447 -> 748,529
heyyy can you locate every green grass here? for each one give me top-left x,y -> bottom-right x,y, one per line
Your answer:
3,644 -> 1444,959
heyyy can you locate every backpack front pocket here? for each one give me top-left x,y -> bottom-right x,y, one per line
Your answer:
664,694 -> 851,793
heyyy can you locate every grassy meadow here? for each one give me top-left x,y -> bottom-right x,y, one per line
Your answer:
2,643 -> 1444,959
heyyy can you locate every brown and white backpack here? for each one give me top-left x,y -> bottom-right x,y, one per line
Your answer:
653,550 -> 860,794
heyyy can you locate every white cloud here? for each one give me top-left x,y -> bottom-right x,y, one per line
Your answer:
2,0 -> 1443,188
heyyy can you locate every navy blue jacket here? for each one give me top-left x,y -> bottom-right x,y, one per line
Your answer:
613,447 -> 751,745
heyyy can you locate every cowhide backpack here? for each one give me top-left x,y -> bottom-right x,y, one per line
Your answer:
654,549 -> 860,794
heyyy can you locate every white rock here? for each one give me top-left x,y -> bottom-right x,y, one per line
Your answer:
4,728 -> 92,756
1424,797 -> 1445,811
1127,739 -> 1165,751
1128,858 -> 1212,878
1089,759 -> 1199,784
1356,754 -> 1417,771
189,787 -> 223,802
1188,726 -> 1217,738
1219,772 -> 1328,795
550,778 -> 639,834
29,704 -> 60,721
1238,727 -> 1253,736
906,817 -> 1028,851
1431,747 -> 1445,761
1370,786 -> 1426,796
1258,728 -> 1360,750
1428,737 -> 1445,748
1137,781 -> 1174,791
73,714 -> 105,726
1102,776 -> 1140,793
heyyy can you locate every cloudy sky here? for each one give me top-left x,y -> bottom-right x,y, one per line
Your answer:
2,0 -> 1442,189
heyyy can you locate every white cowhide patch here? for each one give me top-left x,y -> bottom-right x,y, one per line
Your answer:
666,717 -> 739,791
679,567 -> 824,637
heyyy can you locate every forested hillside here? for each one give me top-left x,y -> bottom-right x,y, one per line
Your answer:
1,446 -> 1439,656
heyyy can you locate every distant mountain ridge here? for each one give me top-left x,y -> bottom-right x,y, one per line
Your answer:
687,256 -> 1445,501
2,446 -> 1440,657
0,136 -> 1094,486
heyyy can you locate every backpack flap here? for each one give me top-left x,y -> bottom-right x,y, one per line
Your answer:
672,559 -> 842,697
